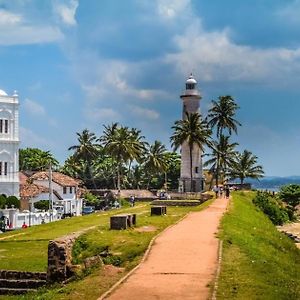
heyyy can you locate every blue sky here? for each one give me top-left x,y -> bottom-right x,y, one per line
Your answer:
0,0 -> 300,176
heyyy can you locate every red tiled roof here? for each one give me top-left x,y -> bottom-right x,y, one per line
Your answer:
19,172 -> 29,185
30,171 -> 80,187
20,183 -> 63,200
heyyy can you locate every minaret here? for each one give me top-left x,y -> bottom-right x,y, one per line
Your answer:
179,74 -> 204,192
0,89 -> 19,197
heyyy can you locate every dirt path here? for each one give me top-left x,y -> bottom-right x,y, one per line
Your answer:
102,197 -> 229,300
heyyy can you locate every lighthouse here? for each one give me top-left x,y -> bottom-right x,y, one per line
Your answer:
179,74 -> 204,193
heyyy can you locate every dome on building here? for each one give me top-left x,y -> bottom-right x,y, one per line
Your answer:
186,74 -> 197,85
0,89 -> 8,96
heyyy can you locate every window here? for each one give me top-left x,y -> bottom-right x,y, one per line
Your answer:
0,120 -> 2,133
4,120 -> 8,133
195,167 -> 199,174
69,187 -> 72,194
4,162 -> 7,176
0,162 -> 2,175
63,187 -> 67,194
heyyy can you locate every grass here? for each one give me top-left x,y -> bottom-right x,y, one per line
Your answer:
0,199 -> 213,300
217,191 -> 300,299
0,203 -> 149,271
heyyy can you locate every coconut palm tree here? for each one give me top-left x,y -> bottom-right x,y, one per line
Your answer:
204,135 -> 238,186
143,140 -> 168,189
99,124 -> 145,191
68,129 -> 99,188
170,112 -> 212,192
207,95 -> 241,186
228,150 -> 264,185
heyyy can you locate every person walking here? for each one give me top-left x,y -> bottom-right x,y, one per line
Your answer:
225,186 -> 230,199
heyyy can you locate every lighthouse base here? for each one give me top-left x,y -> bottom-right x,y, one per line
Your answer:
178,178 -> 204,193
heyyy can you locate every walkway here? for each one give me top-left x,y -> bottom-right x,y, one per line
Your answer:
103,197 -> 229,300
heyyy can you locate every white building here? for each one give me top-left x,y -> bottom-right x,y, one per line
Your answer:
179,74 -> 204,192
0,89 -> 19,197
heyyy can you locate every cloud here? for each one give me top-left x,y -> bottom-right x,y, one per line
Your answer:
0,8 -> 63,45
85,107 -> 121,123
53,0 -> 78,26
23,98 -> 46,116
129,105 -> 160,120
165,20 -> 300,86
156,0 -> 191,19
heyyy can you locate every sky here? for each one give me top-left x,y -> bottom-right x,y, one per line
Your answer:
0,0 -> 300,176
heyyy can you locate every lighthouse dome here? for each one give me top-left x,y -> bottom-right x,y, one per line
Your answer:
186,74 -> 197,85
0,89 -> 8,96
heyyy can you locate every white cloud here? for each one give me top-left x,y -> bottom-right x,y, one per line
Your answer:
129,105 -> 160,120
0,8 -> 63,45
53,0 -> 78,26
85,108 -> 121,123
23,98 -> 46,116
156,0 -> 191,19
165,21 -> 300,85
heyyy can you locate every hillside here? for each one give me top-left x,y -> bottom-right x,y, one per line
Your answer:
217,191 -> 300,299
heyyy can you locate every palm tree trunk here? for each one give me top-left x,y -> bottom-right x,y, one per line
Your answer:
117,164 -> 121,192
164,172 -> 168,191
189,144 -> 193,192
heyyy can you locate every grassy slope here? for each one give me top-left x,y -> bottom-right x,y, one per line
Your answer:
0,200 -> 213,300
217,191 -> 300,300
0,204 -> 149,271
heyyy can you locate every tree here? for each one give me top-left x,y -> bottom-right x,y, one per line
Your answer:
99,123 -> 146,191
278,184 -> 300,208
204,135 -> 238,186
68,129 -> 99,188
228,150 -> 264,185
207,95 -> 241,186
19,148 -> 59,171
143,140 -> 168,189
170,112 -> 212,192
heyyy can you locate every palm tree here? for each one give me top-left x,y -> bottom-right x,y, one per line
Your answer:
143,140 -> 168,189
99,123 -> 145,191
228,150 -> 264,185
204,135 -> 238,186
170,112 -> 212,192
207,95 -> 241,186
68,129 -> 99,188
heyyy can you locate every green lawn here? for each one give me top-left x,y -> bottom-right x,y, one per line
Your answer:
0,204 -> 149,272
0,200 -> 213,300
217,191 -> 300,299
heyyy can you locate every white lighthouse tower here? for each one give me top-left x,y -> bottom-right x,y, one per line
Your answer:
0,89 -> 19,197
179,74 -> 204,193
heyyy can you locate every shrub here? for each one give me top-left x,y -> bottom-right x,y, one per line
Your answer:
0,194 -> 6,209
278,184 -> 300,208
34,200 -> 49,211
253,191 -> 290,225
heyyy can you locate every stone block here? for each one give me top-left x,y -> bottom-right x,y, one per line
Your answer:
151,206 -> 167,216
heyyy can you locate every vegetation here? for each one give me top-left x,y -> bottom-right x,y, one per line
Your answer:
252,191 -> 291,225
207,95 -> 241,186
228,150 -> 264,184
0,200 -> 212,300
0,194 -> 20,209
170,112 -> 211,191
33,200 -> 50,211
19,148 -> 59,171
278,184 -> 300,209
218,191 -> 300,299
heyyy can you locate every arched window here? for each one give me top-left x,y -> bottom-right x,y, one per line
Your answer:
186,83 -> 195,90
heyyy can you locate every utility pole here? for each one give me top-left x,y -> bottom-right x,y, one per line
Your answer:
49,162 -> 53,222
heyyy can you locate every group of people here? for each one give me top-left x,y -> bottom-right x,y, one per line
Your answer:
213,185 -> 230,199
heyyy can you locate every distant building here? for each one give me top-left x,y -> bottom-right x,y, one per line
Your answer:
178,75 -> 204,192
0,89 -> 19,197
20,171 -> 83,216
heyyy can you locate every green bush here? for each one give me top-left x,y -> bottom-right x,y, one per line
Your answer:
0,195 -> 20,209
253,191 -> 290,225
0,194 -> 6,209
278,184 -> 300,208
34,200 -> 49,211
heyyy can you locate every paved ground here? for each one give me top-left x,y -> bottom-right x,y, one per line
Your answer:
103,197 -> 229,300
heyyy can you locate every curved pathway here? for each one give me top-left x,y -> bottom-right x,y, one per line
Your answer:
102,197 -> 229,300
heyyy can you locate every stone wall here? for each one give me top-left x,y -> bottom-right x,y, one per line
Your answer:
47,232 -> 80,282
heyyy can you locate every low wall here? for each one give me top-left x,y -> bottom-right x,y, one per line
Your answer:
151,200 -> 202,206
0,270 -> 46,280
47,232 -> 80,282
